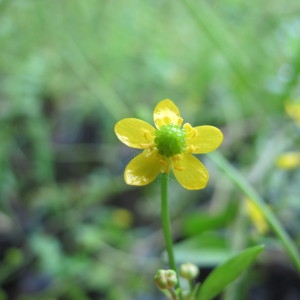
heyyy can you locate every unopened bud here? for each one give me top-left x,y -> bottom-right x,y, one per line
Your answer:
179,263 -> 199,280
153,269 -> 178,290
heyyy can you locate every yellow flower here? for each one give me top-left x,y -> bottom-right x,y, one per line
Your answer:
285,101 -> 300,126
114,99 -> 223,190
275,101 -> 300,170
276,152 -> 300,170
245,199 -> 269,235
111,208 -> 133,229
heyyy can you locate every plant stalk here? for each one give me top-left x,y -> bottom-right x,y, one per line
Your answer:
161,173 -> 182,299
209,151 -> 300,273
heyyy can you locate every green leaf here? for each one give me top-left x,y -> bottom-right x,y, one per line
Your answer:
173,232 -> 232,266
197,245 -> 264,300
183,201 -> 238,236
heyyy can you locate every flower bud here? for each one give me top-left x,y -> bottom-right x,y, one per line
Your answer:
179,263 -> 199,280
153,269 -> 178,290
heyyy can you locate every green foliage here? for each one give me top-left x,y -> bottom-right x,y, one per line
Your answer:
174,232 -> 232,267
0,0 -> 300,298
197,245 -> 264,300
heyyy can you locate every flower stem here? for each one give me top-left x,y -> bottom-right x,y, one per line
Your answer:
169,288 -> 178,300
161,173 -> 182,298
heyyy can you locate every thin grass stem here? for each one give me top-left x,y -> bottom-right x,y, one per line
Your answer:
209,151 -> 300,273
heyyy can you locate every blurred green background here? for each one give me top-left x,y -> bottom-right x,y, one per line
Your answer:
1,0 -> 300,299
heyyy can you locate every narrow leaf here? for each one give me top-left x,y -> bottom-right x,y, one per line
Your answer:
197,245 -> 264,300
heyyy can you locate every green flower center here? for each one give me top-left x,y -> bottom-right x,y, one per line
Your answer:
155,124 -> 186,157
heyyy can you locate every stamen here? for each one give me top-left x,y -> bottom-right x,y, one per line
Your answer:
172,155 -> 184,171
184,123 -> 196,138
159,158 -> 171,173
143,131 -> 153,142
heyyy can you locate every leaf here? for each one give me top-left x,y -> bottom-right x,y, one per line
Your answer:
173,232 -> 232,266
183,201 -> 238,236
197,245 -> 264,300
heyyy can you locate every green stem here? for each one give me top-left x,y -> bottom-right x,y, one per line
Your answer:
161,173 -> 182,298
188,279 -> 194,294
209,151 -> 300,273
168,288 -> 178,300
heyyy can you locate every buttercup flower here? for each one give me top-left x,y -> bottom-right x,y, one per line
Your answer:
276,152 -> 300,170
245,199 -> 268,235
114,99 -> 223,190
285,101 -> 300,126
275,101 -> 300,170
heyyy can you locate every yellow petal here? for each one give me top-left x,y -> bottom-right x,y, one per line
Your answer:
124,149 -> 162,185
172,154 -> 209,190
115,118 -> 155,149
153,99 -> 183,129
245,199 -> 269,234
285,102 -> 300,124
276,152 -> 300,170
185,124 -> 223,154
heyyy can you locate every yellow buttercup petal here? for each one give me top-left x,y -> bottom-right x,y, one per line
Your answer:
245,199 -> 268,234
153,99 -> 183,129
285,102 -> 300,124
172,154 -> 209,190
185,124 -> 223,154
115,118 -> 155,149
124,149 -> 162,185
276,152 -> 300,169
